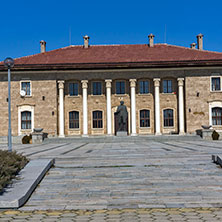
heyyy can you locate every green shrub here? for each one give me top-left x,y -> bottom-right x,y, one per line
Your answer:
0,150 -> 29,193
212,130 -> 220,140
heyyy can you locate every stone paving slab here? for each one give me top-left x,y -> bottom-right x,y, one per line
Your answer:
1,208 -> 222,221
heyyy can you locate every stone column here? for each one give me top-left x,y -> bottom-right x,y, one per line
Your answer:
105,80 -> 112,135
153,78 -> 161,135
58,81 -> 65,137
130,79 -> 137,136
81,80 -> 88,137
178,78 -> 185,135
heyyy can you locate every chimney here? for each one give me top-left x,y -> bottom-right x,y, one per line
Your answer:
40,40 -> 46,53
148,34 -> 155,47
190,43 -> 196,49
83,35 -> 90,48
196,34 -> 203,50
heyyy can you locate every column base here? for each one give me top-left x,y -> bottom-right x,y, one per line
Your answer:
82,134 -> 89,137
106,134 -> 113,136
155,132 -> 162,136
179,132 -> 185,135
59,134 -> 65,138
131,133 -> 137,136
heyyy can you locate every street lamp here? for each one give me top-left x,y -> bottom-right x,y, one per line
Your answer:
4,57 -> 14,152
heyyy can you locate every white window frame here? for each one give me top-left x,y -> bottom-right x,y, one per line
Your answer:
209,101 -> 222,126
210,75 -> 222,92
163,108 -> 175,128
18,105 -> 34,135
20,80 -> 32,96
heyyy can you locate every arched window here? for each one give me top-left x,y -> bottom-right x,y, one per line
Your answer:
140,110 -> 150,127
163,109 -> 174,127
93,111 -> 103,128
21,111 -> 31,129
69,111 -> 79,129
212,107 -> 222,125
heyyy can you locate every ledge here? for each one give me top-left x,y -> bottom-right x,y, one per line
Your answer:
0,158 -> 54,209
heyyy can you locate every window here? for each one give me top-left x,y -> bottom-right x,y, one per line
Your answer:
69,83 -> 78,96
116,81 -> 125,94
21,111 -> 31,129
163,109 -> 174,127
93,82 -> 102,95
93,111 -> 103,128
212,107 -> 222,125
21,82 -> 31,96
140,110 -> 150,127
69,111 -> 79,129
163,80 -> 173,93
211,77 -> 221,91
139,81 -> 149,94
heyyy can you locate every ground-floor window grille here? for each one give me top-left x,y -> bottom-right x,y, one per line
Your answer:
212,107 -> 222,125
93,111 -> 103,128
140,110 -> 150,127
21,111 -> 31,129
164,109 -> 174,127
69,111 -> 79,128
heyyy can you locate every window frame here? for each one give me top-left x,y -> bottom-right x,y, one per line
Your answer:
92,81 -> 102,96
139,109 -> 150,128
139,80 -> 150,94
211,76 -> 221,92
163,109 -> 174,127
69,111 -> 80,129
20,81 -> 31,96
68,82 -> 79,96
92,110 -> 103,129
162,79 -> 173,94
21,111 -> 32,130
115,80 -> 126,95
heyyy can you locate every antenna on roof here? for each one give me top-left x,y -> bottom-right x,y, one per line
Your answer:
164,24 -> 167,43
69,27 -> 72,45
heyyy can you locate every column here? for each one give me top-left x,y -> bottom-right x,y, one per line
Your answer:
153,78 -> 161,135
178,78 -> 185,135
130,79 -> 137,136
58,80 -> 65,137
105,79 -> 112,135
81,80 -> 88,137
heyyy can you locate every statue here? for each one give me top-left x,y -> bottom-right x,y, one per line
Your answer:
115,101 -> 128,131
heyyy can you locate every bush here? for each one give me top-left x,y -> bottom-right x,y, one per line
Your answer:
22,135 -> 32,144
212,130 -> 220,140
0,150 -> 29,193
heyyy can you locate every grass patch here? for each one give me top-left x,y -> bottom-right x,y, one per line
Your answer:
0,150 -> 29,194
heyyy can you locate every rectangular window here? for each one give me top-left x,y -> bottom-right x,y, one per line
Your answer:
93,111 -> 103,128
69,111 -> 79,128
69,83 -> 79,96
140,110 -> 150,127
93,82 -> 102,95
211,77 -> 221,91
164,109 -> 174,127
139,81 -> 149,94
21,82 -> 31,96
116,81 -> 125,94
21,111 -> 31,129
163,80 -> 173,93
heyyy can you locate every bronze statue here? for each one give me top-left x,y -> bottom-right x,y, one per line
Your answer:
115,101 -> 128,131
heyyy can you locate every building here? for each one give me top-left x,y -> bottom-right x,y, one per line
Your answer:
0,34 -> 222,138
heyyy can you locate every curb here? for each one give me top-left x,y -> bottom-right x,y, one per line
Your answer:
0,158 -> 54,209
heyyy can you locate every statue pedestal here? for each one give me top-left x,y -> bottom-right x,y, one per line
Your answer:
116,131 -> 127,137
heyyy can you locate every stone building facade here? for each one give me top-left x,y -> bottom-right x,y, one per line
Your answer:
0,34 -> 222,138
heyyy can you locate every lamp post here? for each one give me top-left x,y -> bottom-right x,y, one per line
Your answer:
4,57 -> 14,152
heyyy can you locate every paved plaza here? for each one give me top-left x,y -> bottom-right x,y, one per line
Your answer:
1,136 -> 222,221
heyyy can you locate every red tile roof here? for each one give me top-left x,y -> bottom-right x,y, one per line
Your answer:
2,43 -> 222,69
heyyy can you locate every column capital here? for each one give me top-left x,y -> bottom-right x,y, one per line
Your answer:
58,80 -> 65,89
153,78 -> 160,87
129,79 -> 137,88
81,80 -> 88,89
177,78 -> 184,87
105,79 -> 112,88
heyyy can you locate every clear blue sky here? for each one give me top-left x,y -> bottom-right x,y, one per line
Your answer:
0,0 -> 221,61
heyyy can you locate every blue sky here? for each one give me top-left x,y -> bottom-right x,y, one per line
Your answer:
0,0 -> 221,61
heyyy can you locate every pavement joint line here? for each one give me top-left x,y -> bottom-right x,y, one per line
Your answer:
26,143 -> 71,156
61,143 -> 89,155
